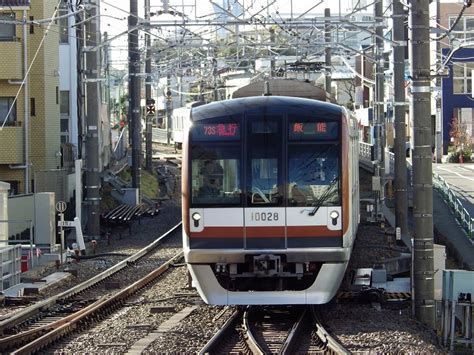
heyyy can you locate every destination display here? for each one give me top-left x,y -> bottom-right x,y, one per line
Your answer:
288,121 -> 339,141
192,123 -> 240,141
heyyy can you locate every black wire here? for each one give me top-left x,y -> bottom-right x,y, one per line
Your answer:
432,4 -> 467,41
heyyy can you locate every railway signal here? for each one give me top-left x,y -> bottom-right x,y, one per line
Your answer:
146,99 -> 155,116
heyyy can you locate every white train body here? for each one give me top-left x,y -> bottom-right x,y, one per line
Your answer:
182,96 -> 359,305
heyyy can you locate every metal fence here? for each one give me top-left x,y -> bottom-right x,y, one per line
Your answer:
433,172 -> 474,240
360,142 -> 474,241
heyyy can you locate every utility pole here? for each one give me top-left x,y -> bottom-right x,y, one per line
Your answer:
393,0 -> 409,241
374,0 -> 385,220
324,8 -> 331,96
409,0 -> 435,327
84,0 -> 101,239
212,58 -> 219,101
129,0 -> 141,192
166,73 -> 172,145
269,27 -> 275,78
145,0 -> 153,171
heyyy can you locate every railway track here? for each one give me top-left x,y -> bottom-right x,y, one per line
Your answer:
0,223 -> 182,354
199,305 -> 349,354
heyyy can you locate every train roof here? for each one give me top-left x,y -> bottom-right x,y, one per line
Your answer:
232,79 -> 330,101
192,96 -> 344,122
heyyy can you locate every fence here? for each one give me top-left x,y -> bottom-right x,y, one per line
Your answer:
433,173 -> 474,240
360,141 -> 474,241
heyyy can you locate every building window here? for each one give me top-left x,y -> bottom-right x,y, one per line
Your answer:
452,62 -> 474,94
59,1 -> 69,44
60,91 -> 70,142
60,90 -> 70,115
30,97 -> 35,116
5,181 -> 19,196
449,16 -> 474,41
0,97 -> 17,126
60,118 -> 69,133
0,13 -> 16,41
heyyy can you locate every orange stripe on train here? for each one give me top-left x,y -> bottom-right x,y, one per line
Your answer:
191,226 -> 341,238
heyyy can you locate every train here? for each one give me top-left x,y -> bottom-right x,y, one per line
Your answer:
181,81 -> 360,305
171,101 -> 205,149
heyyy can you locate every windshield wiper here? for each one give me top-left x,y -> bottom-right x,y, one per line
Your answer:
308,177 -> 339,216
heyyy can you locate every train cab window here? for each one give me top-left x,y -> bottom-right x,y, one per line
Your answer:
247,116 -> 283,206
190,117 -> 242,206
288,145 -> 340,207
190,147 -> 241,206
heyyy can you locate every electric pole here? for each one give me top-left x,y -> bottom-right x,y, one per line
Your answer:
270,27 -> 275,78
84,0 -> 101,239
410,0 -> 435,327
324,8 -> 331,96
145,0 -> 153,171
129,0 -> 141,192
393,0 -> 409,240
166,73 -> 172,145
374,0 -> 385,219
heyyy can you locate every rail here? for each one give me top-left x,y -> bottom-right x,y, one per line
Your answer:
0,223 -> 182,335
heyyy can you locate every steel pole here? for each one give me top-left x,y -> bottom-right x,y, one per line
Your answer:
324,8 -> 331,96
129,0 -> 142,191
393,0 -> 409,239
145,0 -> 153,171
84,0 -> 101,238
409,0 -> 435,327
374,0 -> 385,220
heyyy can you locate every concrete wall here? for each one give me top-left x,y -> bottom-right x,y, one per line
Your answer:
7,194 -> 34,238
7,192 -> 56,246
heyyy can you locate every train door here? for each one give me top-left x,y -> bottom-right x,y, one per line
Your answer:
244,115 -> 285,249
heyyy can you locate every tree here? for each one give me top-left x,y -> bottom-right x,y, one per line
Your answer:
449,116 -> 468,150
449,116 -> 472,162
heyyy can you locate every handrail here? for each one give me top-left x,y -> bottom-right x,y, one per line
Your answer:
358,141 -> 473,241
432,172 -> 474,240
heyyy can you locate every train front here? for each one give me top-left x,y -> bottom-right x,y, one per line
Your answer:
182,97 -> 357,305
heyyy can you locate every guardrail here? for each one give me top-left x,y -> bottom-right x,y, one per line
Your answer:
359,141 -> 474,241
433,172 -> 474,240
359,142 -> 375,172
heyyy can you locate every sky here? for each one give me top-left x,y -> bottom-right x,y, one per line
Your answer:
99,0 -> 359,68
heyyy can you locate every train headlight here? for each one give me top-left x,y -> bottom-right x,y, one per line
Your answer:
192,212 -> 201,227
330,210 -> 339,225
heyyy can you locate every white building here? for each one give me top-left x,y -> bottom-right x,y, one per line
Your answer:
58,0 -> 79,157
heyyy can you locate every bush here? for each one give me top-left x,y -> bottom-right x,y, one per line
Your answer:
448,149 -> 472,163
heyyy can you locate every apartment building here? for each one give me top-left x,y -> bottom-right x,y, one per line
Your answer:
439,1 -> 474,155
0,0 -> 60,195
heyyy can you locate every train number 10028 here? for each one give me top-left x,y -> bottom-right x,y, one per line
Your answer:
250,212 -> 279,222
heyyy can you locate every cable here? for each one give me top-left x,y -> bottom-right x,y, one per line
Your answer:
1,0 -> 62,129
432,3 -> 468,41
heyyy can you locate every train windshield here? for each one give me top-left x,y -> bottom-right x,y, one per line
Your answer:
287,117 -> 340,207
288,144 -> 340,207
190,116 -> 242,206
247,116 -> 283,206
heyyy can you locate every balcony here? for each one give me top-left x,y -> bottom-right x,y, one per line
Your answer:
0,126 -> 23,164
0,41 -> 22,80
